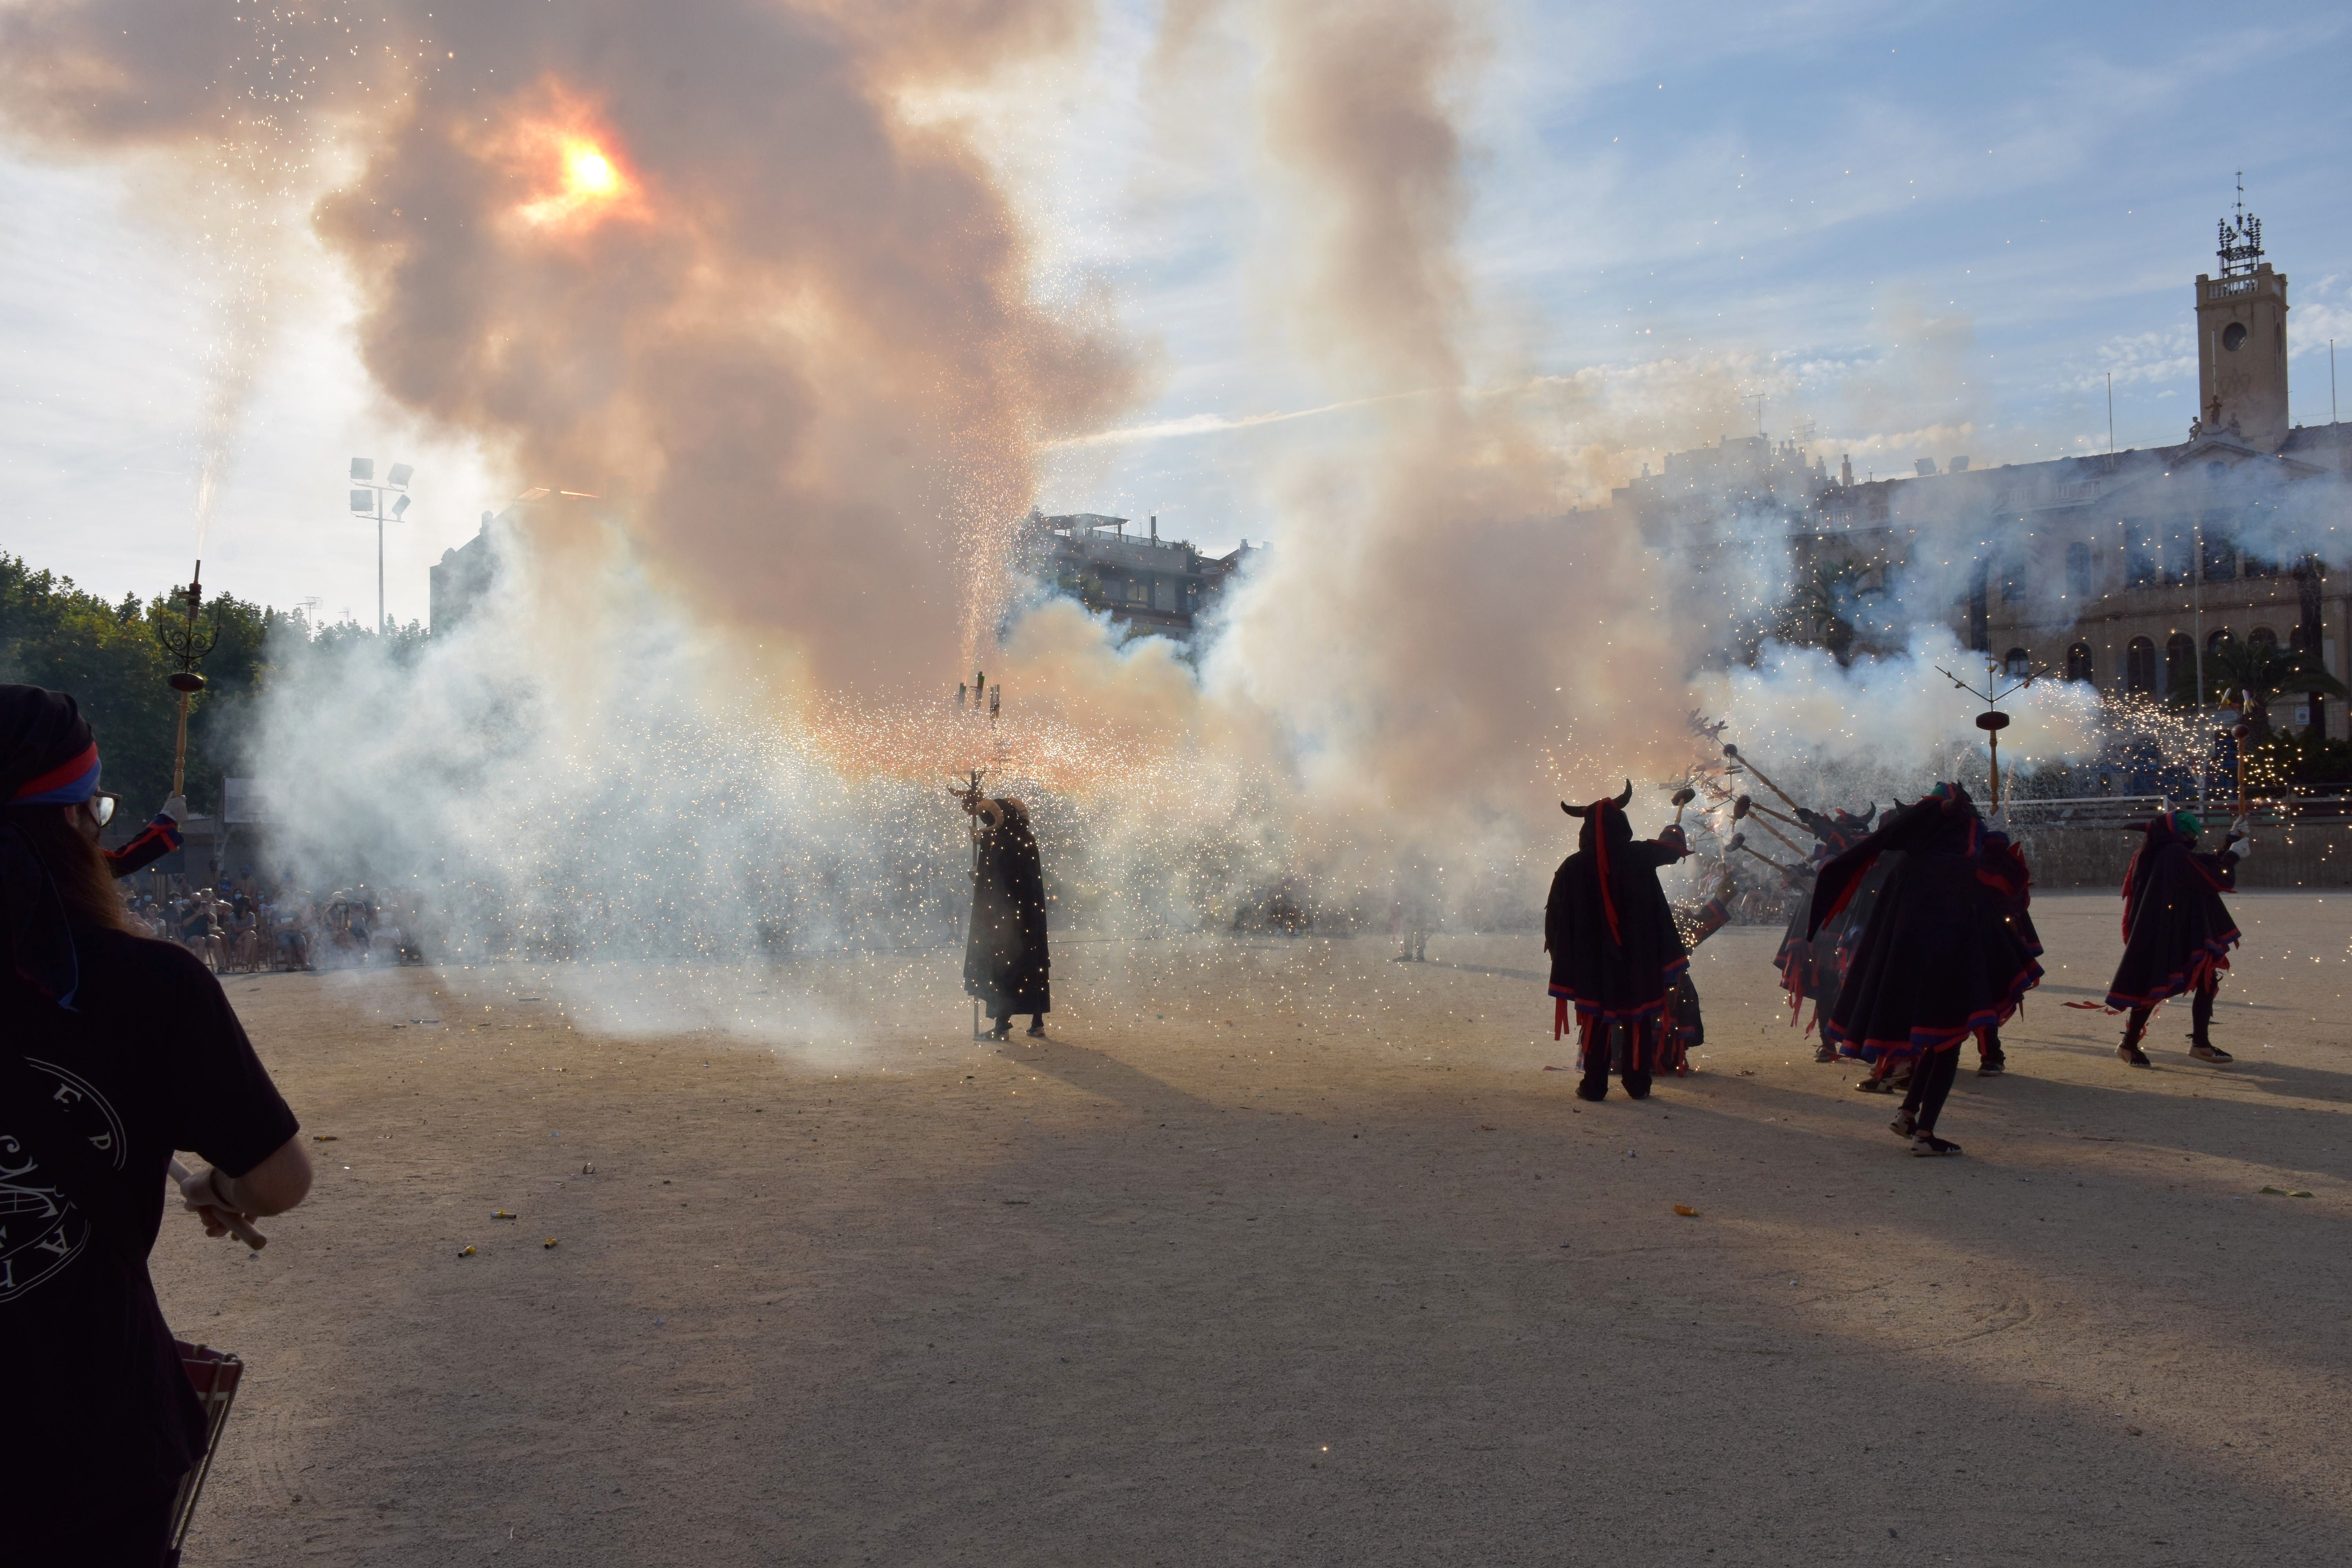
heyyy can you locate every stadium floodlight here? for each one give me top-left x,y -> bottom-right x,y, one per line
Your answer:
345,456 -> 417,635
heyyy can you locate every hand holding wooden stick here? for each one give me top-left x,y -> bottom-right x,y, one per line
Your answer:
172,1157 -> 267,1250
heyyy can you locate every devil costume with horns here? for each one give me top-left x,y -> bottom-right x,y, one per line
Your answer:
1544,782 -> 1690,1101
2103,810 -> 2243,1067
963,796 -> 1051,1039
1807,783 -> 2042,1154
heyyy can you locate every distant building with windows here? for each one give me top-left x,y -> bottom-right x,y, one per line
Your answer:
430,487 -> 614,633
1588,205 -> 2352,740
1021,510 -> 1251,639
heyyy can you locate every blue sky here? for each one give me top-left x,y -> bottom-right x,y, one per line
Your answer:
3,0 -> 2348,620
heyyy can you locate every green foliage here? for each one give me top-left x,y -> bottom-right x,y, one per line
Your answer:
0,552 -> 416,817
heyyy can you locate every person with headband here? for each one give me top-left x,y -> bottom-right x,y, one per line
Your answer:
0,684 -> 312,1565
1544,781 -> 1692,1102
2105,808 -> 2248,1067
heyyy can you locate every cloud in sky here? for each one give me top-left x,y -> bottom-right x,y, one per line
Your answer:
3,0 -> 2349,616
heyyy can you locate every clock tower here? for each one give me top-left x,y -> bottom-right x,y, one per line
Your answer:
2194,181 -> 2289,452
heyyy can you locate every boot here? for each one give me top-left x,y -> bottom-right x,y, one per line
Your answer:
2187,996 -> 2232,1063
1976,1026 -> 2007,1077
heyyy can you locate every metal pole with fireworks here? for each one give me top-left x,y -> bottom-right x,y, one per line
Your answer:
157,562 -> 220,823
1934,656 -> 2036,813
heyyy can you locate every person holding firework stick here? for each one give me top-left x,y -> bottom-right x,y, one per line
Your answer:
1,684 -> 312,1565
953,771 -> 1052,1040
1544,782 -> 1692,1102
1807,783 -> 2042,1156
2101,805 -> 2248,1067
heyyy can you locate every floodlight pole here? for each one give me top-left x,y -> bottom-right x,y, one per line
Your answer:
348,459 -> 412,635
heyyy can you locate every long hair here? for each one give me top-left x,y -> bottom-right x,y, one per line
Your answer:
2,805 -> 133,935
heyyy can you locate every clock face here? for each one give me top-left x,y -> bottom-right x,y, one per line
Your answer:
2222,321 -> 2248,352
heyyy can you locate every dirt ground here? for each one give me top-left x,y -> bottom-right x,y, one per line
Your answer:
157,891 -> 2351,1566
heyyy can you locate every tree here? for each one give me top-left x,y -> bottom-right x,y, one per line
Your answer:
2166,633 -> 2350,741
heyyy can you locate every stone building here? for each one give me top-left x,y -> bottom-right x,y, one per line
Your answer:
1021,510 -> 1250,639
1605,208 -> 2352,740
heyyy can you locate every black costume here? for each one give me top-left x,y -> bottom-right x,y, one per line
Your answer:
1808,783 -> 2042,1154
1658,878 -> 1733,1078
1772,805 -> 1881,1061
964,797 -> 1051,1036
2104,812 -> 2241,1065
2,686 -> 299,1562
1544,783 -> 1690,1101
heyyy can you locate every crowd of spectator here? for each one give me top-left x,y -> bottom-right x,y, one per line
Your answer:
125,870 -> 419,972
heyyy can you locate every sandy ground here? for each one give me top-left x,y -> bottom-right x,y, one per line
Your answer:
154,891 -> 2352,1567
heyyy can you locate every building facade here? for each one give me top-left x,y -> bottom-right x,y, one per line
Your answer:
1021,510 -> 1250,639
1600,209 -> 2352,740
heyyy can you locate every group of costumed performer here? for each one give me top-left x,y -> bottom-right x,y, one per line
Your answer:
1543,782 -> 1699,1102
2085,809 -> 2247,1066
959,789 -> 1051,1040
1806,782 -> 2043,1155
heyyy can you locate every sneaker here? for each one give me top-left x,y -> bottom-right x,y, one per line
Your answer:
1977,1053 -> 2006,1077
1909,1134 -> 1963,1157
1889,1108 -> 1916,1139
1026,1020 -> 1047,1038
2118,1040 -> 2151,1067
2189,1042 -> 2234,1064
1813,1043 -> 1838,1063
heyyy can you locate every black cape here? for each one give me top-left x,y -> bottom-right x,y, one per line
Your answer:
964,799 -> 1050,1018
1809,784 -> 2042,1060
1773,809 -> 1884,1023
1544,806 -> 1689,1042
2103,815 -> 2239,1009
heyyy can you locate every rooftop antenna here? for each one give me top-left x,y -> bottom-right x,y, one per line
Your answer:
2107,372 -> 2115,454
2216,172 -> 2263,278
1746,393 -> 1766,437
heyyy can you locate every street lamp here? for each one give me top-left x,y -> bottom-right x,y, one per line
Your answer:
348,457 -> 414,634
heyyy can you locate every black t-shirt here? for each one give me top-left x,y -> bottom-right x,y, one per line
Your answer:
1,927 -> 298,1487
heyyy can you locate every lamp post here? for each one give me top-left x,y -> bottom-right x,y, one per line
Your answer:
348,458 -> 414,634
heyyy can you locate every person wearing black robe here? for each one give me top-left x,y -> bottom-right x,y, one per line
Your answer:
1808,783 -> 2042,1156
962,795 -> 1050,1039
1658,866 -> 1736,1078
1773,804 -> 1880,1063
1544,782 -> 1691,1102
2105,810 -> 2245,1066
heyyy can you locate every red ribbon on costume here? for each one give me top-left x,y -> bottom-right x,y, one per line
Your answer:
1590,799 -> 1622,947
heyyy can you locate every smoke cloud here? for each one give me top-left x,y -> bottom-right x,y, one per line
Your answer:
7,0 -> 2254,1017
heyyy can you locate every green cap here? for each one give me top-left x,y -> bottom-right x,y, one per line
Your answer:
2174,810 -> 2204,839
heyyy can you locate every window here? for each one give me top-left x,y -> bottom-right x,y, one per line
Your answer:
2124,522 -> 2159,588
2163,527 -> 2195,586
2065,541 -> 2094,600
2004,647 -> 2031,679
2065,642 -> 2094,682
2243,550 -> 2280,579
1127,580 -> 1148,604
2126,637 -> 2157,694
1998,554 -> 2029,606
2207,627 -> 2234,656
2222,321 -> 2248,352
2250,626 -> 2279,650
2165,632 -> 2196,690
2201,515 -> 2237,582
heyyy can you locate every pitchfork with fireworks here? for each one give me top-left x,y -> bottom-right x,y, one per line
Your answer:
1933,657 -> 2036,813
